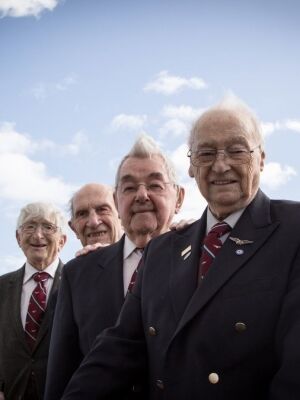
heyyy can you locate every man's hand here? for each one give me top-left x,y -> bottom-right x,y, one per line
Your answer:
0,391 -> 5,400
75,243 -> 110,257
169,219 -> 195,231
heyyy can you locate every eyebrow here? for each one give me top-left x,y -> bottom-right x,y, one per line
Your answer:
119,172 -> 166,182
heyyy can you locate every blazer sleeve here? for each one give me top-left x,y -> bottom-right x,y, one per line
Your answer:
44,267 -> 83,400
269,244 -> 300,399
61,266 -> 148,400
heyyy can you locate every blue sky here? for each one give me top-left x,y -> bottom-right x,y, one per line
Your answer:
1,0 -> 300,274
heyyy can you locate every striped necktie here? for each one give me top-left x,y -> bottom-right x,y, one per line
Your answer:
127,248 -> 144,294
24,271 -> 50,349
199,222 -> 231,282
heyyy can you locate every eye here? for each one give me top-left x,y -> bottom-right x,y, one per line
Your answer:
122,184 -> 136,193
75,210 -> 88,218
96,207 -> 111,215
198,149 -> 216,156
42,223 -> 54,232
148,182 -> 164,191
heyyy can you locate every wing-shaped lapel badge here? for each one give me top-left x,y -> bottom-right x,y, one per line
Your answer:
181,245 -> 192,260
229,236 -> 254,245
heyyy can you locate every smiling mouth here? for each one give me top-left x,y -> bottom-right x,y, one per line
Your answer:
87,231 -> 108,238
30,244 -> 47,248
212,179 -> 237,185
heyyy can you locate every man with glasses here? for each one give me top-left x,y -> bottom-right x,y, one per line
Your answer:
61,96 -> 300,400
0,202 -> 67,400
44,134 -> 185,400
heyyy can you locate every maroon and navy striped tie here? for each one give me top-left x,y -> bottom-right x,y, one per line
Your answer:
199,222 -> 231,282
24,272 -> 50,349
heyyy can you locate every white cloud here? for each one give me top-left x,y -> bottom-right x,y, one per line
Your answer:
160,119 -> 189,138
261,162 -> 297,189
261,119 -> 300,138
111,114 -> 147,131
0,153 -> 76,204
144,70 -> 207,95
0,0 -> 59,18
0,122 -> 32,154
162,105 -> 205,121
0,122 -> 88,156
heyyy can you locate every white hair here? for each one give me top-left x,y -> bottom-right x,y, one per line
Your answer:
189,94 -> 264,150
16,202 -> 67,234
115,133 -> 179,186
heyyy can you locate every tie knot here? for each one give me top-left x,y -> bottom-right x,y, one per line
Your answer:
33,272 -> 50,283
209,222 -> 231,238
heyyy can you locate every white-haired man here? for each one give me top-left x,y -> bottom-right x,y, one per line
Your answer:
60,97 -> 300,400
44,134 -> 185,400
0,202 -> 67,400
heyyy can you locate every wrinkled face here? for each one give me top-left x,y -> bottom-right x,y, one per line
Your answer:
115,155 -> 184,244
189,110 -> 265,219
69,184 -> 121,246
16,217 -> 66,270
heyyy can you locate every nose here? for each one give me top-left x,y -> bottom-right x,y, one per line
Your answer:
86,209 -> 101,227
211,153 -> 231,173
32,225 -> 45,238
135,184 -> 150,202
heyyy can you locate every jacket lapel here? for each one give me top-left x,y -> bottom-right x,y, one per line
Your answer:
8,266 -> 28,347
172,190 -> 279,337
169,212 -> 207,323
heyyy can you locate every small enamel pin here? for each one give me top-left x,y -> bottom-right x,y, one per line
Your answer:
229,237 -> 254,246
181,245 -> 191,260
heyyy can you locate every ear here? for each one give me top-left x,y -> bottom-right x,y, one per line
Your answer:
58,234 -> 67,251
68,220 -> 79,239
260,150 -> 265,172
113,191 -> 120,217
188,164 -> 195,178
175,186 -> 185,214
16,230 -> 21,247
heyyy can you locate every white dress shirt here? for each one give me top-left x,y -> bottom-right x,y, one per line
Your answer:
123,236 -> 143,296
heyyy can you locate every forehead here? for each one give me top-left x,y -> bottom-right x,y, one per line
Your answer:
119,156 -> 169,181
193,110 -> 256,147
73,186 -> 114,210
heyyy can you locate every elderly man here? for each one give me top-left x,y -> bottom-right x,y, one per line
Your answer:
61,97 -> 300,400
0,202 -> 67,400
44,135 -> 185,400
68,183 -> 123,249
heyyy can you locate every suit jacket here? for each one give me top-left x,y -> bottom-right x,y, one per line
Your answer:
45,236 -> 144,400
61,190 -> 300,400
0,261 -> 62,400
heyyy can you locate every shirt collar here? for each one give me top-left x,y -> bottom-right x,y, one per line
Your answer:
23,257 -> 60,284
206,207 -> 245,234
123,235 -> 137,261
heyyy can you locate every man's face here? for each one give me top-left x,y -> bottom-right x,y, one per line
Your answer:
16,217 -> 66,270
69,184 -> 121,246
115,155 -> 184,245
189,110 -> 265,219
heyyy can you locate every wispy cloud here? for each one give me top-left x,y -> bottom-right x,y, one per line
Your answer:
31,73 -> 78,101
262,119 -> 300,138
0,122 -> 88,156
261,162 -> 297,189
159,119 -> 189,138
111,114 -> 147,131
0,0 -> 60,18
162,105 -> 205,121
144,70 -> 207,95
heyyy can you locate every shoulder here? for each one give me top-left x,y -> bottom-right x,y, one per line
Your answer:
63,239 -> 124,273
0,266 -> 23,284
270,199 -> 300,221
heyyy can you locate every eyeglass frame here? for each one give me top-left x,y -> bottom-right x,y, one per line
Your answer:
19,221 -> 59,235
117,181 -> 175,195
187,144 -> 261,167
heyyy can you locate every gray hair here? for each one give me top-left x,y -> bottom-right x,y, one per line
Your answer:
16,202 -> 67,234
115,134 -> 178,186
189,94 -> 264,150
